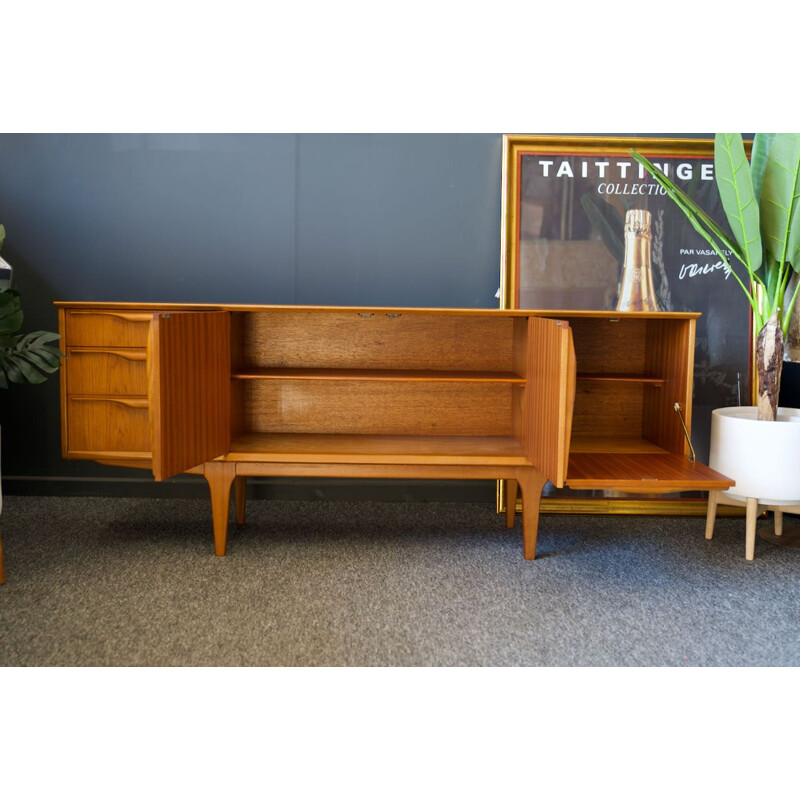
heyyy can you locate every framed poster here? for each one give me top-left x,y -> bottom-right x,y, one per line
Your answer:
499,135 -> 752,515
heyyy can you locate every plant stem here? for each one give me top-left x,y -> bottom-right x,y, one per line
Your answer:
782,275 -> 800,337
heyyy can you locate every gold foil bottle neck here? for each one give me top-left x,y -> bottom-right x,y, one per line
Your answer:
624,209 -> 652,238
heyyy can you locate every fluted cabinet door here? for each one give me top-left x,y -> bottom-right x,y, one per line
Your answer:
149,311 -> 231,481
523,316 -> 576,488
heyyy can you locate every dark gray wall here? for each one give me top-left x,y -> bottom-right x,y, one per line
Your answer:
0,133 -> 505,496
0,132 -> 713,498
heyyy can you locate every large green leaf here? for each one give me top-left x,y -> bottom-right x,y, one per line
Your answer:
0,287 -> 64,387
0,290 -> 23,334
17,330 -> 61,347
22,349 -> 62,371
631,151 -> 744,261
750,133 -> 775,205
0,330 -> 63,386
761,132 -> 800,267
715,133 -> 762,272
762,253 -> 782,308
9,354 -> 47,383
630,149 -> 763,324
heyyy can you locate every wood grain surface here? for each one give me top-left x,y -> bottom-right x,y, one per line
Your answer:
522,316 -> 574,487
228,433 -> 529,465
66,348 -> 148,395
643,317 -> 694,453
242,380 -> 515,436
567,452 -> 733,491
65,310 -> 153,347
232,368 -> 525,383
67,397 -> 150,454
149,311 -> 231,480
55,301 -> 730,559
240,311 -> 517,372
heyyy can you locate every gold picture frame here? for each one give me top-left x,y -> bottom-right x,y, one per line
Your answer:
498,134 -> 752,516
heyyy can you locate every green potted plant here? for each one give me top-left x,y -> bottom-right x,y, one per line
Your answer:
0,224 -> 64,583
632,134 -> 800,419
0,225 -> 64,388
0,225 -> 64,584
632,134 -> 800,557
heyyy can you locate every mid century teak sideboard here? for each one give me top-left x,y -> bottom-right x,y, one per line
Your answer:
55,302 -> 734,559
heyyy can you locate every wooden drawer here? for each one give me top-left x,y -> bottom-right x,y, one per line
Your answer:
66,348 -> 148,395
67,396 -> 151,456
65,310 -> 153,347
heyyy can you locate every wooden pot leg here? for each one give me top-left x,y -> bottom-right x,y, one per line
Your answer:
774,509 -> 783,537
705,490 -> 720,540
745,496 -> 759,561
204,462 -> 237,557
517,470 -> 548,561
505,479 -> 519,529
234,476 -> 247,526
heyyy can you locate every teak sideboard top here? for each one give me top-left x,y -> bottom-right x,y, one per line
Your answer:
55,302 -> 734,558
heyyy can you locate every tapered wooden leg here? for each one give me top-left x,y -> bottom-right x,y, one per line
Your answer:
204,461 -> 237,556
745,496 -> 759,561
0,525 -> 5,585
505,479 -> 519,529
774,509 -> 783,537
234,476 -> 247,526
705,490 -> 720,540
518,469 -> 548,560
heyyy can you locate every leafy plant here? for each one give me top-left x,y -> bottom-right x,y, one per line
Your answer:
0,227 -> 64,388
631,133 -> 800,421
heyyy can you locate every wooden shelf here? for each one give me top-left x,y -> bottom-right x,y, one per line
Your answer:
577,373 -> 664,386
227,433 -> 530,466
569,435 -> 668,454
232,368 -> 525,384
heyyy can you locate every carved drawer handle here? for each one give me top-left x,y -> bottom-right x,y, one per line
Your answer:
72,348 -> 147,361
73,396 -> 148,409
74,311 -> 152,323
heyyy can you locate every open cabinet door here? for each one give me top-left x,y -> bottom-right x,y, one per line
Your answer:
523,316 -> 576,487
149,311 -> 231,481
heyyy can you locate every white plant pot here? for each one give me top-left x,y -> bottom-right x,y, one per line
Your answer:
709,406 -> 800,505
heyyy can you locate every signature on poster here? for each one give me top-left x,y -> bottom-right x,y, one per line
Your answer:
677,247 -> 733,281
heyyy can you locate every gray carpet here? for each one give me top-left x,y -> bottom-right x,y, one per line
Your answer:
1,495 -> 798,666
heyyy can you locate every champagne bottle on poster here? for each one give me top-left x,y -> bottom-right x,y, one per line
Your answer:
615,209 -> 659,312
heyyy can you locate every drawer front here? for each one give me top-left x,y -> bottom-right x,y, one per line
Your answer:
67,348 -> 148,395
65,310 -> 153,347
67,397 -> 151,456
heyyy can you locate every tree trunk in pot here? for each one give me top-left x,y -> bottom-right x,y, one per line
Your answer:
756,309 -> 784,421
